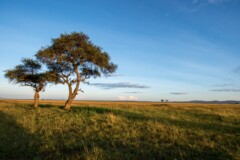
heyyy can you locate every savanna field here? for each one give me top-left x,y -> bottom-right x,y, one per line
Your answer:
0,100 -> 239,160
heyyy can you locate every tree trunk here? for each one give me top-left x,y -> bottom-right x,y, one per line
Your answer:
64,68 -> 81,110
64,84 -> 74,110
64,96 -> 74,110
64,84 -> 79,110
34,91 -> 40,108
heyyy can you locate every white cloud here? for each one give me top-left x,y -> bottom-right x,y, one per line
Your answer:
118,96 -> 127,101
129,96 -> 138,101
118,96 -> 138,101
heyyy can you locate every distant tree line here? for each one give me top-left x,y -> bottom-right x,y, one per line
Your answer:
5,32 -> 117,109
161,99 -> 168,102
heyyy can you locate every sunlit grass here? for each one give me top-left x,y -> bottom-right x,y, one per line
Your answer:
0,100 -> 239,159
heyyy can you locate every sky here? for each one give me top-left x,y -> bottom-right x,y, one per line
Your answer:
0,0 -> 240,101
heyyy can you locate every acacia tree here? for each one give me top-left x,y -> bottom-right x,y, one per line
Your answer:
36,32 -> 117,109
5,58 -> 49,108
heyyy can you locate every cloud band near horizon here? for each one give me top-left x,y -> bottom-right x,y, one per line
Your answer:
90,82 -> 150,89
210,89 -> 240,92
170,92 -> 188,95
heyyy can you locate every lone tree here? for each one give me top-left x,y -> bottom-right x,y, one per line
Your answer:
36,32 -> 117,109
5,58 -> 49,108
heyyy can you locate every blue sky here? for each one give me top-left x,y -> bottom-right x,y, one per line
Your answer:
0,0 -> 240,101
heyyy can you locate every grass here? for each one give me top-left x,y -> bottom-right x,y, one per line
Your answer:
0,100 -> 239,160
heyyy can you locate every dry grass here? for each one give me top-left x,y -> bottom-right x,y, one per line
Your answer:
0,99 -> 239,160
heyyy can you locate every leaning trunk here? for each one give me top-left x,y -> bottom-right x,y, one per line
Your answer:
34,91 -> 40,108
64,95 -> 74,110
64,84 -> 75,110
64,83 -> 79,110
64,68 -> 81,110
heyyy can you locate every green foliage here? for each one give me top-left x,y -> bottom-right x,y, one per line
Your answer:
4,58 -> 49,92
36,32 -> 118,109
36,32 -> 117,84
0,101 -> 239,159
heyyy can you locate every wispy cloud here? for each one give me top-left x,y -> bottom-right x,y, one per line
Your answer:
193,0 -> 230,4
210,89 -> 240,92
208,0 -> 230,4
189,0 -> 231,12
193,0 -> 199,4
124,92 -> 142,94
213,83 -> 234,87
233,66 -> 240,73
170,92 -> 188,95
91,82 -> 150,90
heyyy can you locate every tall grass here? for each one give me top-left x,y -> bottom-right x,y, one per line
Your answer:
0,100 -> 239,160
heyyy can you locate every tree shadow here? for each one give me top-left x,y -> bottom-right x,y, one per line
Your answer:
0,105 -> 236,159
70,106 -> 115,114
43,105 -> 239,138
38,104 -> 65,110
38,104 -> 55,108
52,126 -> 235,160
0,112 -> 39,159
70,106 -> 238,134
66,106 -> 237,159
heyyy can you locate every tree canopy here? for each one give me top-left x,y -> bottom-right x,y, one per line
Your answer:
36,32 -> 117,109
5,58 -> 50,107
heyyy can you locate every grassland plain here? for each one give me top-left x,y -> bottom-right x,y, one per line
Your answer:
0,100 -> 239,160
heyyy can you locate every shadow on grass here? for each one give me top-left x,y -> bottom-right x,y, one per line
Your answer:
151,103 -> 171,107
38,104 -> 65,110
181,111 -> 225,122
36,105 -> 239,136
38,104 -> 55,108
67,106 -> 236,159
0,112 -> 39,159
53,125 -> 235,160
70,106 -> 239,135
0,105 -> 237,159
